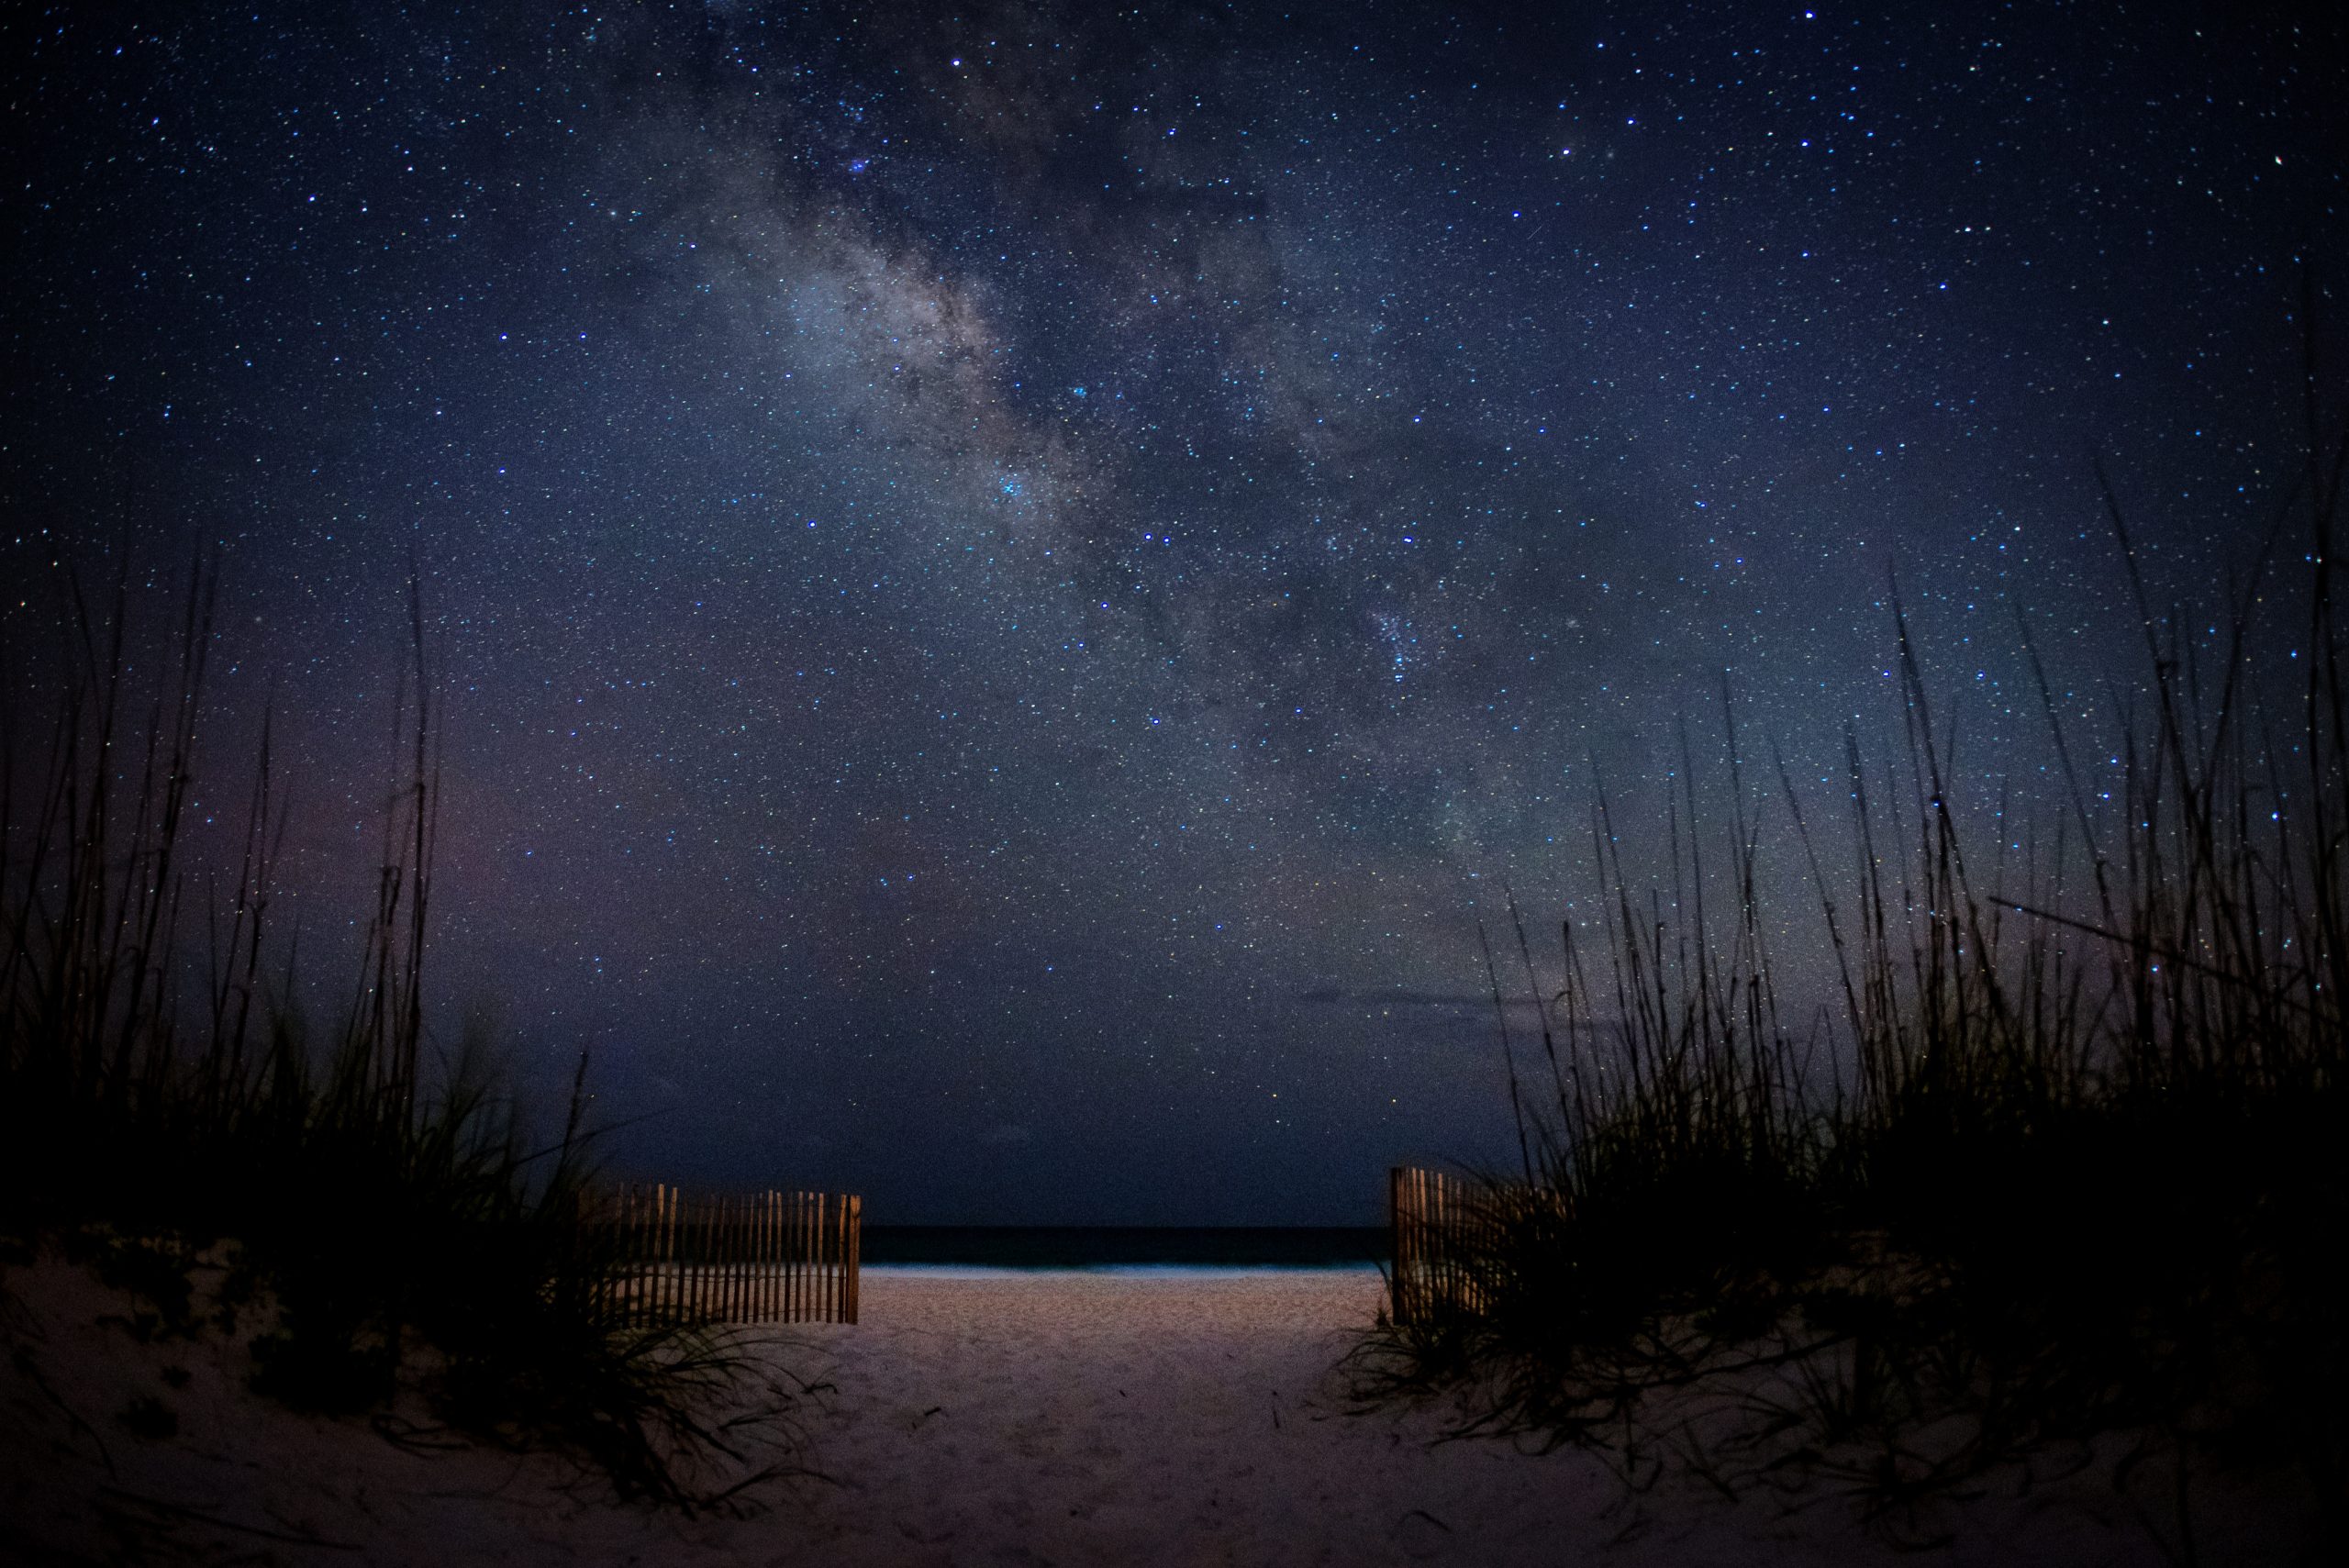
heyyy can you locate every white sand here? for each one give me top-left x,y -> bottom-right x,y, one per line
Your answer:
3,1256 -> 2299,1565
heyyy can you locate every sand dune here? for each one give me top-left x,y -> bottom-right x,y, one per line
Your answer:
3,1258 -> 2289,1565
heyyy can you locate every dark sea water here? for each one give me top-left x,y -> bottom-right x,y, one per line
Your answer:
861,1226 -> 1386,1271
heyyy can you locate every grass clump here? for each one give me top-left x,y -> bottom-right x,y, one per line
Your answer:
0,562 -> 793,1508
1359,366 -> 2349,1558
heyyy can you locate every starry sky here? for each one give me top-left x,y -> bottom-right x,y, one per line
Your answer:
4,2 -> 2343,1224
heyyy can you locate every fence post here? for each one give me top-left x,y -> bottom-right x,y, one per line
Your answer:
699,1193 -> 716,1322
822,1192 -> 841,1333
686,1184 -> 697,1323
624,1183 -> 639,1328
659,1184 -> 674,1327
728,1192 -> 740,1324
836,1187 -> 854,1323
649,1183 -> 663,1326
712,1193 -> 725,1324
738,1192 -> 752,1323
665,1182 -> 681,1328
1389,1165 -> 1414,1325
662,1182 -> 676,1328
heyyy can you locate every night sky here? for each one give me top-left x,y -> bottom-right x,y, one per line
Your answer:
4,2 -> 2342,1224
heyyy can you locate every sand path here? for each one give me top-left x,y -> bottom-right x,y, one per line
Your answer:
775,1268 -> 1618,1566
4,1261 -> 2266,1565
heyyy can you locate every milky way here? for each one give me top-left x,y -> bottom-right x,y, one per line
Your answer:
4,2 -> 2341,1221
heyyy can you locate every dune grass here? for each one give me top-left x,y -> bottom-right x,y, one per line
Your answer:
1358,380 -> 2349,1558
0,561 -> 793,1509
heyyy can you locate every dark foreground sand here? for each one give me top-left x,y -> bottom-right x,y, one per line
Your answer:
2,1258 -> 2305,1565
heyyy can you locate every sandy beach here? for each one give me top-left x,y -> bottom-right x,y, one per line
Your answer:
3,1259 -> 2298,1565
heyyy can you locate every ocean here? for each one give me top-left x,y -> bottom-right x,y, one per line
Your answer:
860,1226 -> 1386,1272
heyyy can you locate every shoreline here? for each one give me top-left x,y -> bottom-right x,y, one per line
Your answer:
859,1261 -> 1387,1277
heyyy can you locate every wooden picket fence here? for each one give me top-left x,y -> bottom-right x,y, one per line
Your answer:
595,1184 -> 861,1327
1389,1166 -> 1496,1324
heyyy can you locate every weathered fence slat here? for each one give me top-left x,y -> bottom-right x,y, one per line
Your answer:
836,1201 -> 854,1323
728,1192 -> 743,1323
819,1193 -> 834,1323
